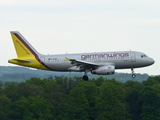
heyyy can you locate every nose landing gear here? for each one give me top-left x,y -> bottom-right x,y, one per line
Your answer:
131,68 -> 136,78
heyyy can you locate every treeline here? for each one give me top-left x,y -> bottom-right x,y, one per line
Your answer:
0,66 -> 149,83
0,76 -> 160,120
0,72 -> 149,84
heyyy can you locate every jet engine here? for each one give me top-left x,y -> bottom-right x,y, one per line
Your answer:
91,65 -> 115,75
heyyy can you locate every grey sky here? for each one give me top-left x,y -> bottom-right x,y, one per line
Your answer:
0,0 -> 159,75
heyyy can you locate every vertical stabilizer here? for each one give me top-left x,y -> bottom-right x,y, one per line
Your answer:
9,31 -> 51,70
10,31 -> 41,58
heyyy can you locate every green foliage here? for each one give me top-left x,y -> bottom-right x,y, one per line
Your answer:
140,86 -> 160,120
0,95 -> 11,119
0,76 -> 159,120
64,87 -> 90,120
7,96 -> 53,120
26,77 -> 45,86
4,82 -> 19,101
95,82 -> 127,120
4,82 -> 43,101
75,81 -> 98,120
142,76 -> 160,86
91,76 -> 105,86
124,81 -> 144,120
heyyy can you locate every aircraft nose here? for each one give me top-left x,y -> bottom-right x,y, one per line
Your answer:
149,58 -> 155,65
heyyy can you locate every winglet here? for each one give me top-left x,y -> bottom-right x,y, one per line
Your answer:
65,57 -> 70,61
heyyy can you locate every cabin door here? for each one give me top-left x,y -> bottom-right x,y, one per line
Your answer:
130,52 -> 136,62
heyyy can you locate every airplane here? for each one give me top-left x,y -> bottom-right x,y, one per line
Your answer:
8,31 -> 155,81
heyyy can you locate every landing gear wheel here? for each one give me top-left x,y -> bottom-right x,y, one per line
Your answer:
131,68 -> 136,78
132,74 -> 136,78
83,75 -> 88,81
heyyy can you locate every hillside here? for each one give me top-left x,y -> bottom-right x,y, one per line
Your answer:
0,66 -> 149,83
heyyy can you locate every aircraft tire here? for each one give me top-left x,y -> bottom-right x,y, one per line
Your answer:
132,74 -> 136,78
83,75 -> 88,81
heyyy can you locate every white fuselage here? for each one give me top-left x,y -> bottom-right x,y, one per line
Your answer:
39,51 -> 154,72
9,31 -> 155,80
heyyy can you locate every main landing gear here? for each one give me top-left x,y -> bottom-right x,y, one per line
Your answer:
83,70 -> 89,81
82,68 -> 136,80
83,75 -> 88,81
131,68 -> 136,78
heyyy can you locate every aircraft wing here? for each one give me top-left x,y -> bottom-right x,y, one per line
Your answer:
66,57 -> 98,65
65,57 -> 101,71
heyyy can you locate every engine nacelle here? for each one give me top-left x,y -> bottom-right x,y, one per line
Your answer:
91,65 -> 115,75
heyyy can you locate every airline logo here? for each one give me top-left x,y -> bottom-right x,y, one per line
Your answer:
81,52 -> 129,60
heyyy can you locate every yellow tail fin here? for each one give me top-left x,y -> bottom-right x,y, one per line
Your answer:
9,31 -> 50,70
10,31 -> 40,58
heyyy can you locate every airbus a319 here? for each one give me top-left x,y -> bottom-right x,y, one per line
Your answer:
8,31 -> 155,81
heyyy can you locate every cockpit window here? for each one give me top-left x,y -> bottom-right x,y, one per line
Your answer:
141,55 -> 148,58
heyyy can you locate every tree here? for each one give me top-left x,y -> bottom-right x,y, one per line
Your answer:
92,77 -> 105,87
26,77 -> 45,86
142,76 -> 160,86
95,82 -> 127,120
124,81 -> 144,120
7,96 -> 53,120
76,81 -> 98,120
4,81 -> 44,102
4,82 -> 19,101
0,95 -> 11,120
64,86 -> 90,120
42,79 -> 65,119
140,86 -> 160,120
55,76 -> 77,95
16,82 -> 43,98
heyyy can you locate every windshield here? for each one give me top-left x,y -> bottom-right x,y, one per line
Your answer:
141,54 -> 148,58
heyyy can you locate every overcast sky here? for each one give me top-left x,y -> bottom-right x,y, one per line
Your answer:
0,0 -> 159,75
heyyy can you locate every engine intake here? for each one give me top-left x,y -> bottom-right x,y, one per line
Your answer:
91,65 -> 115,75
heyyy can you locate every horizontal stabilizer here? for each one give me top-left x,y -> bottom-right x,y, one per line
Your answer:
8,58 -> 31,64
13,58 -> 30,62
